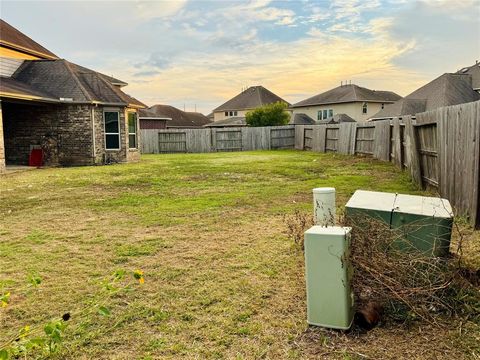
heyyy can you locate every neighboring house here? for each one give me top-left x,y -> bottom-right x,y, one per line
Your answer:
211,85 -> 290,125
371,64 -> 480,120
290,84 -> 401,122
0,19 -> 145,172
139,104 -> 211,129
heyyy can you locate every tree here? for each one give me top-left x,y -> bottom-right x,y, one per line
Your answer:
245,102 -> 290,127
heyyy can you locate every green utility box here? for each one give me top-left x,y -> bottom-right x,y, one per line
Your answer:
345,190 -> 453,257
304,226 -> 353,330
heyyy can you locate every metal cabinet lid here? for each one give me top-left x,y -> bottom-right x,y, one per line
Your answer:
393,194 -> 453,218
305,226 -> 351,236
345,190 -> 396,212
346,190 -> 453,219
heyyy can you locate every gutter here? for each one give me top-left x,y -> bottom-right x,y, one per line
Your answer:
0,92 -> 132,107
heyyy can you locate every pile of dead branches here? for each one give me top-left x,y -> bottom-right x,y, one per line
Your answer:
343,214 -> 479,325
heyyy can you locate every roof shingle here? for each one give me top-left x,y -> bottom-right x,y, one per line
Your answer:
291,84 -> 401,108
372,73 -> 480,119
139,105 -> 212,127
213,86 -> 289,112
2,59 -> 145,107
0,19 -> 58,59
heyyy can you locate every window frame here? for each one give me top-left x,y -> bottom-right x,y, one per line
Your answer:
362,102 -> 368,114
128,111 -> 138,149
317,108 -> 334,120
104,109 -> 121,151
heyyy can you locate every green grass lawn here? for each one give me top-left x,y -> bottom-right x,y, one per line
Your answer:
0,150 -> 478,359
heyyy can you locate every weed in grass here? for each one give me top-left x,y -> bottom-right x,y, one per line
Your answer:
1,151 -> 477,359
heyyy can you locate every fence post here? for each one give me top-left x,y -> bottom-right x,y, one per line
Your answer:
392,118 -> 402,168
338,123 -> 355,155
318,126 -> 326,152
404,117 -> 423,187
373,120 -> 391,161
295,125 -> 304,150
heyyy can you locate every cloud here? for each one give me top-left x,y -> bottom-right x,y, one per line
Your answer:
134,0 -> 187,20
1,0 -> 477,114
133,70 -> 161,78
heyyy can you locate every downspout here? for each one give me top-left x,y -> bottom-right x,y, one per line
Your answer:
91,105 -> 97,164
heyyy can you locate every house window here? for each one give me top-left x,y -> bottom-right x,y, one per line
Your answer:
234,111 -> 238,116
317,109 -> 334,120
128,112 -> 137,149
225,111 -> 228,116
362,102 -> 368,114
381,103 -> 385,109
104,111 -> 120,150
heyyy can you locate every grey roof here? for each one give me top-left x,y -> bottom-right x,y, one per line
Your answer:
0,76 -> 58,100
205,116 -> 246,127
0,19 -> 58,59
372,72 -> 480,119
317,113 -> 356,124
290,113 -> 316,125
2,59 -> 145,107
291,84 -> 401,108
213,86 -> 289,112
139,105 -> 212,128
457,62 -> 480,90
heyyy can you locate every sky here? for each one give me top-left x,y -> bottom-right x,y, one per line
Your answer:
1,0 -> 479,114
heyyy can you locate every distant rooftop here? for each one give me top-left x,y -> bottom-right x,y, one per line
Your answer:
139,104 -> 212,127
372,70 -> 480,119
291,84 -> 401,108
213,85 -> 289,112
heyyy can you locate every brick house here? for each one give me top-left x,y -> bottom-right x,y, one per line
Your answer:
0,20 -> 145,172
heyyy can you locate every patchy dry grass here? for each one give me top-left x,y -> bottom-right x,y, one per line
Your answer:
0,150 -> 478,359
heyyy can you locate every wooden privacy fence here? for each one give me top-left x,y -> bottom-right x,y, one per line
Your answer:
295,101 -> 480,227
141,125 -> 295,154
140,101 -> 480,226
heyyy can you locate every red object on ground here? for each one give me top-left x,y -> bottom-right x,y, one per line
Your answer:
29,149 -> 43,167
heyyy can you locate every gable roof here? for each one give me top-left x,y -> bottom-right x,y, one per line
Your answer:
291,84 -> 401,108
213,86 -> 289,112
372,72 -> 480,119
139,105 -> 212,128
0,19 -> 58,59
1,59 -> 145,107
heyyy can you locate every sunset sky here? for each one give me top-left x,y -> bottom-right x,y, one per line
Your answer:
1,0 -> 479,113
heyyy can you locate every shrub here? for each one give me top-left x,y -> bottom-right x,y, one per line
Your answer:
245,102 -> 290,127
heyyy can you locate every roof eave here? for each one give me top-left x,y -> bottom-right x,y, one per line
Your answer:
0,91 -> 61,103
291,99 -> 398,108
139,116 -> 173,121
0,40 -> 58,60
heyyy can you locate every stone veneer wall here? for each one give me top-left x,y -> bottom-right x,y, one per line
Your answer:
93,106 -> 140,164
2,102 -> 139,167
0,101 -> 5,173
